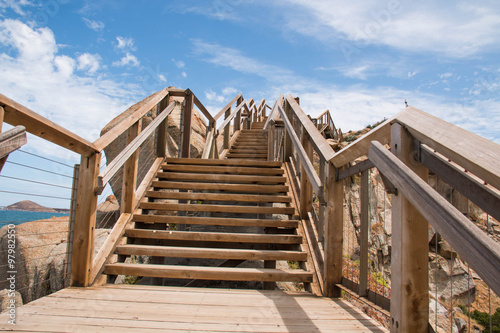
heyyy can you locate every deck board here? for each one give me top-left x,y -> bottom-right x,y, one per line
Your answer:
0,285 -> 388,332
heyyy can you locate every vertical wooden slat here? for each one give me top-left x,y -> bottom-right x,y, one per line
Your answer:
121,120 -> 141,214
318,158 -> 326,243
390,123 -> 429,333
180,90 -> 193,158
70,152 -> 101,287
300,130 -> 313,219
65,164 -> 80,287
283,100 -> 293,162
0,106 -> 4,131
223,107 -> 231,150
268,121 -> 274,161
359,169 -> 369,297
324,162 -> 343,297
155,95 -> 169,158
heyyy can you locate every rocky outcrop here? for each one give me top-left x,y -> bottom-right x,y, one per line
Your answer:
0,218 -> 110,303
100,92 -> 207,208
5,200 -> 56,213
96,195 -> 120,229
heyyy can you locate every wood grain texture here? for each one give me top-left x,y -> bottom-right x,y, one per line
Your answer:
0,125 -> 26,159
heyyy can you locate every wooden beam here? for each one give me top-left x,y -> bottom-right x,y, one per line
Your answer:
217,102 -> 245,133
213,93 -> 242,121
120,120 -> 141,214
223,107 -> 231,150
70,152 -> 101,287
324,163 -> 343,297
338,159 -> 375,180
0,93 -> 96,156
180,90 -> 193,158
330,117 -> 392,168
0,126 -> 27,159
300,130 -> 313,219
155,95 -> 170,158
397,106 -> 500,190
193,94 -> 215,123
420,144 -> 500,223
370,139 -> 500,298
286,95 -> 335,162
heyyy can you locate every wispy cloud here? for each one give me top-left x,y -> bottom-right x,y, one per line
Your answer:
77,53 -> 101,74
82,17 -> 105,31
172,59 -> 185,68
0,0 -> 32,16
115,36 -> 136,51
112,53 -> 140,67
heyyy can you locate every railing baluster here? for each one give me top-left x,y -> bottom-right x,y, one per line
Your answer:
359,169 -> 369,297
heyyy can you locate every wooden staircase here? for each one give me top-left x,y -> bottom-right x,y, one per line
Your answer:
103,156 -> 313,288
226,121 -> 268,160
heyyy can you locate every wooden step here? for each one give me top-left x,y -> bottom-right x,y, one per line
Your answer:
145,191 -> 291,203
156,172 -> 285,184
132,215 -> 299,228
124,229 -> 302,244
226,153 -> 268,159
152,181 -> 288,194
103,263 -> 313,283
164,158 -> 281,168
139,202 -> 295,215
161,164 -> 282,175
115,245 -> 307,261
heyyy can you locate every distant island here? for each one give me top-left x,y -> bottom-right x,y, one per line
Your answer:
5,200 -> 70,214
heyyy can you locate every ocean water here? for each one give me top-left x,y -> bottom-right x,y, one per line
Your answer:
0,210 -> 69,228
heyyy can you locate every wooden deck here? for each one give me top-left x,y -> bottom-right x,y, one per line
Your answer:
0,285 -> 388,332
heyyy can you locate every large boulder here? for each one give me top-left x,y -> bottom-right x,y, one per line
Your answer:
100,91 -> 207,207
0,219 -> 110,303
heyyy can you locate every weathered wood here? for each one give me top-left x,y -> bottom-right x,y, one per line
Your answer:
193,94 -> 215,123
217,102 -> 245,133
201,127 -> 216,159
420,143 -> 500,222
213,93 -> 242,121
70,152 -> 101,287
397,106 -> 500,190
139,202 -> 294,215
146,191 -> 290,203
338,159 -> 375,180
359,170 -> 369,297
121,120 -> 141,214
277,104 -> 323,198
370,139 -> 500,300
134,157 -> 163,208
0,125 -> 27,159
0,106 -> 3,131
223,107 -> 231,150
0,93 -> 96,156
98,102 -> 175,191
300,130 -> 313,219
152,180 -> 288,193
180,90 -> 194,158
283,100 -> 294,161
155,95 -> 170,158
156,172 -> 286,184
164,157 -> 281,167
94,89 -> 170,152
330,117 -> 392,168
324,162 -> 343,297
286,95 -> 335,161
385,123 -> 429,333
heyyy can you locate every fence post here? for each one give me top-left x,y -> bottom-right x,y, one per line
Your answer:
70,152 -> 101,287
300,130 -> 313,219
324,162 -> 344,297
180,89 -> 193,158
267,121 -> 275,161
359,169 -> 369,297
283,100 -> 293,162
121,120 -> 141,214
390,123 -> 429,333
223,106 -> 231,150
156,94 -> 169,158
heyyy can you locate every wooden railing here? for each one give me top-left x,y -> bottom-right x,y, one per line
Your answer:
312,109 -> 339,140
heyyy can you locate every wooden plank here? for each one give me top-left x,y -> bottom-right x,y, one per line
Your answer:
145,191 -> 291,203
139,202 -> 295,215
156,172 -> 286,184
115,245 -> 307,261
193,93 -> 215,123
213,93 -> 242,121
91,213 -> 133,285
164,157 -> 281,168
358,170 -> 369,297
420,143 -> 500,222
0,125 -> 27,159
277,104 -> 323,198
338,159 -> 375,180
324,163 -> 343,297
286,95 -> 335,161
133,214 -> 298,227
217,102 -> 245,133
223,106 -> 231,149
180,90 -> 193,158
99,103 -> 175,189
121,120 -> 141,214
125,229 -> 301,244
104,263 -> 313,282
70,153 -> 101,287
0,93 -> 96,156
370,139 -> 500,300
161,164 -> 283,175
330,117 -> 392,168
397,106 -> 500,190
94,89 -> 170,152
134,158 -> 163,208
152,180 -> 288,193
155,95 -> 170,158
201,126 -> 215,159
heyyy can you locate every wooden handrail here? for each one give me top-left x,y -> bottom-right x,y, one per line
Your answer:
0,125 -> 27,159
217,102 -> 245,134
94,88 -> 170,151
397,106 -> 500,190
369,140 -> 500,296
0,93 -> 97,156
277,104 -> 323,198
193,93 -> 214,123
285,95 -> 335,162
213,94 -> 243,121
97,102 -> 177,192
263,95 -> 283,131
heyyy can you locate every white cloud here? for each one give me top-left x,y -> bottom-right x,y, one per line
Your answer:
172,59 -> 185,68
77,53 -> 101,73
158,74 -> 167,82
181,71 -> 187,78
440,72 -> 453,79
278,1 -> 500,57
115,36 -> 136,51
112,53 -> 140,67
54,55 -> 75,77
205,89 -> 225,103
82,17 -> 105,32
339,65 -> 369,80
0,0 -> 31,15
222,87 -> 238,96
408,71 -> 418,78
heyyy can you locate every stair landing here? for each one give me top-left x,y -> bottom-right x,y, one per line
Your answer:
0,284 -> 388,332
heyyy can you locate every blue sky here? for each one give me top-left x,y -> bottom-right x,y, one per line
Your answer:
0,0 -> 499,207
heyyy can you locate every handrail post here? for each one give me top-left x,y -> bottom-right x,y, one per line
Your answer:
155,95 -> 170,158
121,120 -> 141,214
390,123 -> 429,333
267,120 -> 274,161
180,89 -> 193,158
70,152 -> 101,287
283,100 -> 293,162
300,130 -> 313,219
223,106 -> 230,150
324,162 -> 343,297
